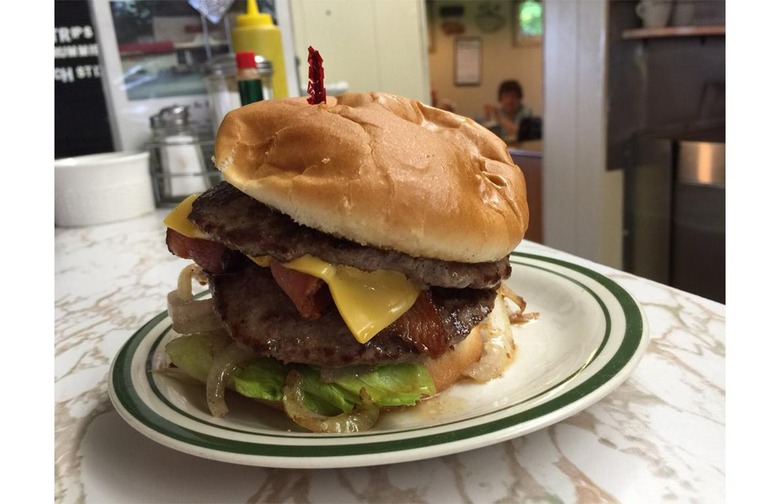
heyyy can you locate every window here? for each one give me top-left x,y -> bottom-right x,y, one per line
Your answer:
514,0 -> 543,46
108,0 -> 245,100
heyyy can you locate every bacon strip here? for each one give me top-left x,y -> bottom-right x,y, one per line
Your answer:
389,291 -> 448,357
166,228 -> 227,274
269,258 -> 332,320
268,264 -> 448,354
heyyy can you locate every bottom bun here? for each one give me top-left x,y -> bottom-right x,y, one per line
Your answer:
423,294 -> 513,393
423,324 -> 484,393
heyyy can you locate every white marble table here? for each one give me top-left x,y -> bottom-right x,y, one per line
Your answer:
54,209 -> 724,503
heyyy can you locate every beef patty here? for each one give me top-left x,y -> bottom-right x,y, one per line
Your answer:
210,258 -> 497,367
190,182 -> 511,289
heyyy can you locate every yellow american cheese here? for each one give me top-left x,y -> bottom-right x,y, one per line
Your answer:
163,194 -> 207,239
282,255 -> 419,344
165,196 -> 419,344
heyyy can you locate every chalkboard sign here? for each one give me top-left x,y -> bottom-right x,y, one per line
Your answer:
55,0 -> 114,159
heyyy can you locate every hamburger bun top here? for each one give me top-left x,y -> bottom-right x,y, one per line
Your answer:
214,92 -> 528,263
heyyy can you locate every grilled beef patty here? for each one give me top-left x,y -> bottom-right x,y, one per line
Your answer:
210,258 -> 496,367
190,182 -> 511,289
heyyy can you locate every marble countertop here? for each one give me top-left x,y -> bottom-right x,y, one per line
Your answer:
54,209 -> 724,503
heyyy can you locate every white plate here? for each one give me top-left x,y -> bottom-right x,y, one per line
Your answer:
108,252 -> 649,468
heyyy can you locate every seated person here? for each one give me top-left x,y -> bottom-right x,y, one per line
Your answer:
482,80 -> 534,142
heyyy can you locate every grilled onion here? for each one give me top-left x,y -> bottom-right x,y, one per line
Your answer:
499,283 -> 539,324
167,264 -> 223,334
464,294 -> 516,382
282,371 -> 379,433
206,342 -> 256,417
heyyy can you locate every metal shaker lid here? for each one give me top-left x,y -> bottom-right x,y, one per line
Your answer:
203,52 -> 273,77
150,104 -> 191,132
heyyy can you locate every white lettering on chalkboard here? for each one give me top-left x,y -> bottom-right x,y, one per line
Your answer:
55,65 -> 101,84
54,24 -> 102,84
54,44 -> 99,59
54,25 -> 95,44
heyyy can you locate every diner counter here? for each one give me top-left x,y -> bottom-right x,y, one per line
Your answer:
54,210 -> 724,503
507,139 -> 543,157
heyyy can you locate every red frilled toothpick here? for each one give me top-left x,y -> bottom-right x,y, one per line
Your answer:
307,46 -> 326,104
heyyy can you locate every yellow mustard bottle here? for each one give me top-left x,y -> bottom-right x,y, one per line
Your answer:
231,0 -> 289,98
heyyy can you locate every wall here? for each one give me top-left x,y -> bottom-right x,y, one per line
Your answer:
543,0 -> 624,269
289,0 -> 430,103
427,0 -> 542,118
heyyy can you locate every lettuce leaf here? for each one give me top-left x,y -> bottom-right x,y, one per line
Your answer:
332,363 -> 437,407
231,358 -> 287,403
164,333 -> 437,416
164,332 -> 231,383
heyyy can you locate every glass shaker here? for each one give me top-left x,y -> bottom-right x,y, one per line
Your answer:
148,104 -> 218,206
203,53 -> 273,138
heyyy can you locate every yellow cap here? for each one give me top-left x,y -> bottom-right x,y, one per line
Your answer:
237,0 -> 273,27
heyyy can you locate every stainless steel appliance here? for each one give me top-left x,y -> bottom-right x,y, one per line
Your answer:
623,124 -> 725,302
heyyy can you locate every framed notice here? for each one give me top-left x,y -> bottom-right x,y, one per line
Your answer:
454,37 -> 481,86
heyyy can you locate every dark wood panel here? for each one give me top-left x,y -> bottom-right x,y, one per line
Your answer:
510,152 -> 542,243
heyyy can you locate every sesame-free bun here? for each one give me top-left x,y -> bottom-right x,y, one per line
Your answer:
214,92 -> 528,263
422,318 -> 484,393
423,293 -> 514,392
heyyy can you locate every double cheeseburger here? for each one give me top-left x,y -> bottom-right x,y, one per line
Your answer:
162,92 -> 529,433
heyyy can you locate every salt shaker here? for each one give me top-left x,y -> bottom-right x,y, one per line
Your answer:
149,105 -> 210,205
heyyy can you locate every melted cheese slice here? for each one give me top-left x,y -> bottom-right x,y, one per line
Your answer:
163,194 -> 207,239
165,196 -> 420,344
282,255 -> 419,344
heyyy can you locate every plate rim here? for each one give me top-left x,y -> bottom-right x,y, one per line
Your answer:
108,252 -> 649,467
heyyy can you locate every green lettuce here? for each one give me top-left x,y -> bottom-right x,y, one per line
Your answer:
164,333 -> 437,416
